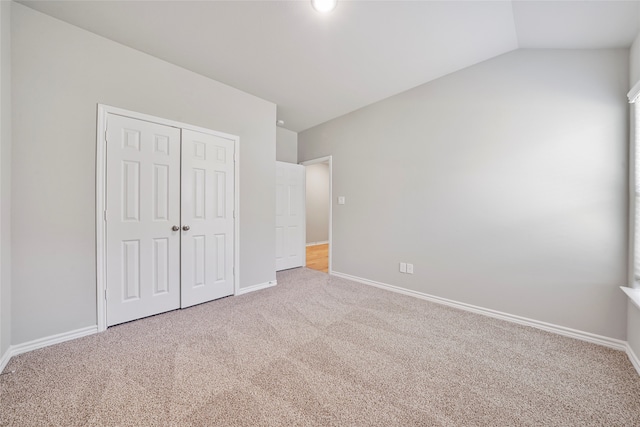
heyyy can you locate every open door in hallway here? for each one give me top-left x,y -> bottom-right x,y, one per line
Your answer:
275,161 -> 305,271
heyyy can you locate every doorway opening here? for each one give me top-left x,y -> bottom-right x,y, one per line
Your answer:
301,156 -> 332,274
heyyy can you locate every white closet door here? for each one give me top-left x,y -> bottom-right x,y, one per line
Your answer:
106,114 -> 181,326
276,162 -> 305,271
181,129 -> 235,308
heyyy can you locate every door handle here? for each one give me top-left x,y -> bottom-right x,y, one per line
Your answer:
182,225 -> 190,231
172,225 -> 180,231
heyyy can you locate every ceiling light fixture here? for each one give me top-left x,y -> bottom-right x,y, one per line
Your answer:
311,0 -> 337,13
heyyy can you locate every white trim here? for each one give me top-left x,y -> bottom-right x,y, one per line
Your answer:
621,286 -> 640,311
233,128 -> 241,295
99,105 -> 239,140
629,105 -> 637,290
235,280 -> 277,296
96,104 -> 240,331
0,287 -> 637,376
303,168 -> 306,268
0,346 -> 10,374
0,326 -> 98,373
626,342 -> 640,376
300,156 -> 333,273
9,326 -> 98,357
306,241 -> 329,247
629,80 -> 640,103
96,107 -> 107,332
331,271 -> 628,352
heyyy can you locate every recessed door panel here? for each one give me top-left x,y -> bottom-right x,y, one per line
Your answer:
215,171 -> 226,218
215,234 -> 226,282
276,226 -> 284,260
154,135 -> 169,155
122,161 -> 140,222
289,185 -> 298,216
276,184 -> 285,216
181,129 -> 235,308
193,168 -> 206,219
193,235 -> 206,288
153,164 -> 169,221
276,162 -> 305,271
123,129 -> 141,150
122,240 -> 140,300
287,226 -> 299,257
106,114 -> 181,326
152,238 -> 169,295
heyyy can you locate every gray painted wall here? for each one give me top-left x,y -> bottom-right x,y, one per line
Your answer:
628,32 -> 640,360
276,127 -> 298,163
11,4 -> 276,344
0,0 -> 11,357
299,49 -> 629,340
305,163 -> 330,244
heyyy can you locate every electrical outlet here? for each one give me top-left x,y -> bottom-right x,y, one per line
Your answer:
407,263 -> 414,274
399,262 -> 407,273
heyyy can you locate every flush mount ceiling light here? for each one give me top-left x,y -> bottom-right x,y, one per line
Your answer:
311,0 -> 337,13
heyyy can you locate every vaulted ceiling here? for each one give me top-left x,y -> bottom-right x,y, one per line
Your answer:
19,1 -> 640,132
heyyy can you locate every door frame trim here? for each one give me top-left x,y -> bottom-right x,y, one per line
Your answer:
300,156 -> 333,274
96,104 -> 240,332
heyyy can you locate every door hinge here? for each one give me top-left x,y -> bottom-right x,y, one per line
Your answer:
233,210 -> 236,219
104,289 -> 108,300
104,129 -> 108,143
103,210 -> 107,221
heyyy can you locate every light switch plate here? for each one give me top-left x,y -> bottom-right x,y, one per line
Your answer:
338,196 -> 346,205
400,262 -> 407,273
407,263 -> 414,274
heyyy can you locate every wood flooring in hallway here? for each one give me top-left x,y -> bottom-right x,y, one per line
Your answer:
306,243 -> 328,273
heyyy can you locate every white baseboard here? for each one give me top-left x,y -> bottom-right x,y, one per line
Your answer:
306,241 -> 328,247
331,271 -> 628,352
0,346 -> 11,374
236,280 -> 277,296
0,325 -> 98,374
2,278 -> 636,376
627,343 -> 640,376
1,281 -> 279,371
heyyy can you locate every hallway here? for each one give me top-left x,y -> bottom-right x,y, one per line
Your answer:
306,244 -> 328,273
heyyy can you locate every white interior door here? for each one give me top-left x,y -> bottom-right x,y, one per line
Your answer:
181,129 -> 236,308
276,161 -> 305,271
106,114 -> 181,326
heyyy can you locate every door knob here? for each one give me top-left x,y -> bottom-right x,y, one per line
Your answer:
172,225 -> 180,231
182,225 -> 190,231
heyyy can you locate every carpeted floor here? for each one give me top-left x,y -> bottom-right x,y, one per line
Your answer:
1,268 -> 639,426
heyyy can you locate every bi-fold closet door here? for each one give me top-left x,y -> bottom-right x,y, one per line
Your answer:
105,113 -> 235,327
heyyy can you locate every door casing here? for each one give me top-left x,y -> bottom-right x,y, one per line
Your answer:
96,104 -> 240,332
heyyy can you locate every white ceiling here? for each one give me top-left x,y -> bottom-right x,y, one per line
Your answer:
18,1 -> 640,132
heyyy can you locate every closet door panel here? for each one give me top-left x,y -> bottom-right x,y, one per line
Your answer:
106,114 -> 181,326
181,129 -> 235,308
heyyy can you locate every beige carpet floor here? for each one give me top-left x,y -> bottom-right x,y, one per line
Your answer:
1,267 -> 639,426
